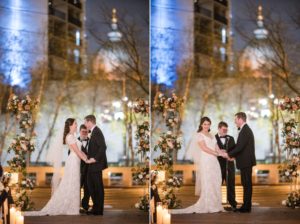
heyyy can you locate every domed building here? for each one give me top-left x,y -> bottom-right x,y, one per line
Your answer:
240,5 -> 274,78
93,8 -> 127,80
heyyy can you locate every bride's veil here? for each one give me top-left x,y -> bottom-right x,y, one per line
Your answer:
185,132 -> 202,196
46,128 -> 65,195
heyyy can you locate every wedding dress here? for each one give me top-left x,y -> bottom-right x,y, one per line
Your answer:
25,134 -> 81,216
171,133 -> 224,214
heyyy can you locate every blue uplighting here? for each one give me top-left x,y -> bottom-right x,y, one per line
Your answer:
151,0 -> 178,87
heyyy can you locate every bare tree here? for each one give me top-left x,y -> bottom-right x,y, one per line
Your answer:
88,5 -> 149,96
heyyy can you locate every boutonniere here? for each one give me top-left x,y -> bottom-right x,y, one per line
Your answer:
88,132 -> 92,139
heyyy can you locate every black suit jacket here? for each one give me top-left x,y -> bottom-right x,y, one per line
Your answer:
215,134 -> 235,164
87,126 -> 108,172
228,124 -> 256,169
78,137 -> 89,175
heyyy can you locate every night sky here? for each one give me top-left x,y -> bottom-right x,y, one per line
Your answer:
232,0 -> 300,51
86,0 -> 149,55
86,0 -> 300,55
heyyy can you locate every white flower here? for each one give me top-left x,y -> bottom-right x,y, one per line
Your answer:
20,133 -> 26,137
138,174 -> 143,179
30,140 -> 35,145
285,171 -> 290,176
167,131 -> 172,135
177,137 -> 182,142
16,193 -> 20,198
21,181 -> 26,185
135,203 -> 140,208
12,140 -> 17,144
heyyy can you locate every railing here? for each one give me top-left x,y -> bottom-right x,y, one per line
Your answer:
214,13 -> 228,24
49,7 -> 66,20
195,6 -> 212,18
68,0 -> 82,9
68,15 -> 82,27
3,164 -> 283,188
214,0 -> 228,7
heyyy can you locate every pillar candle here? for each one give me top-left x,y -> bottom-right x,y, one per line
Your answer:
9,207 -> 16,224
150,198 -> 155,223
163,213 -> 171,224
156,204 -> 163,224
16,215 -> 24,224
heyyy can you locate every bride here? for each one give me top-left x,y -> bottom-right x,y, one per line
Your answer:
171,117 -> 225,214
25,118 -> 95,216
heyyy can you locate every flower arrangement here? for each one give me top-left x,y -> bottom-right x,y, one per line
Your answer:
7,155 -> 26,173
7,94 -> 20,114
153,153 -> 173,170
132,97 -> 150,211
0,173 -> 11,193
136,121 -> 150,139
136,121 -> 150,154
161,186 -> 181,209
14,188 -> 34,211
7,95 -> 38,115
165,176 -> 182,188
282,119 -> 298,136
165,111 -> 180,128
279,96 -> 300,113
154,131 -> 182,153
279,163 -> 299,182
153,93 -> 184,113
20,178 -> 36,190
133,98 -> 149,116
282,189 -> 300,208
135,194 -> 149,211
132,166 -> 150,185
8,134 -> 35,155
6,93 -> 38,211
19,113 -> 34,129
283,133 -> 300,151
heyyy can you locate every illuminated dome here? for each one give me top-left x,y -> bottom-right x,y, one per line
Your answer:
240,5 -> 274,77
93,8 -> 127,79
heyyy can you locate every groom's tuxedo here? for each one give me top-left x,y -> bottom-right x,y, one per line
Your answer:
228,123 -> 256,211
87,125 -> 107,215
78,136 -> 90,210
215,134 -> 237,208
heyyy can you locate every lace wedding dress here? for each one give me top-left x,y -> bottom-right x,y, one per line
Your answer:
25,134 -> 81,216
171,133 -> 224,214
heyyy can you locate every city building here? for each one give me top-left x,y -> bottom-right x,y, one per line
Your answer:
0,0 -> 86,86
193,0 -> 232,77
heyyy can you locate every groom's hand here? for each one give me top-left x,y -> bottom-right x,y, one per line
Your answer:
89,158 -> 96,163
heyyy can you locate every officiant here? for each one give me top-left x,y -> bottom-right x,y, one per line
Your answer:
215,121 -> 237,210
78,124 -> 91,213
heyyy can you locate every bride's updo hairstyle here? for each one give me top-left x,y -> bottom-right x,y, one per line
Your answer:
63,118 -> 75,144
197,116 -> 211,132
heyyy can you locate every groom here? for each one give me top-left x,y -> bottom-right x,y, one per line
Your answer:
84,115 -> 108,216
224,112 -> 256,213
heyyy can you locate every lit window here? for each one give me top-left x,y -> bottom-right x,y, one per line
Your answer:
221,28 -> 226,44
75,30 -> 80,46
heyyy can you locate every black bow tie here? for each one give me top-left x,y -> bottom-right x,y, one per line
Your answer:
219,136 -> 227,139
88,130 -> 91,133
82,139 -> 88,142
238,127 -> 241,131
